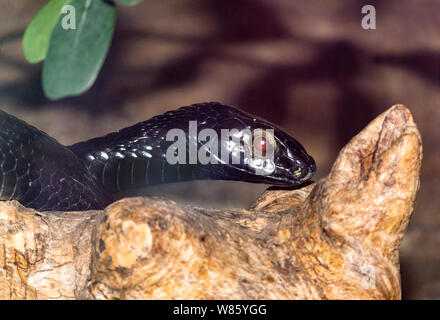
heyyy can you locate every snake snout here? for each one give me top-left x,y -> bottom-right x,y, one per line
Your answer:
305,156 -> 316,180
291,155 -> 316,182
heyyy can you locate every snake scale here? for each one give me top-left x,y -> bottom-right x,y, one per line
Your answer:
0,102 -> 316,211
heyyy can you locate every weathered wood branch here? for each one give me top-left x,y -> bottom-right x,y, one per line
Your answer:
0,104 -> 422,299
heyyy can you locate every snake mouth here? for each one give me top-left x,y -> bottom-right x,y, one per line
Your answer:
303,168 -> 315,181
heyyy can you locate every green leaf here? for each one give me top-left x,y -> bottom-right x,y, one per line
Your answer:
23,0 -> 72,63
112,0 -> 144,5
42,0 -> 116,100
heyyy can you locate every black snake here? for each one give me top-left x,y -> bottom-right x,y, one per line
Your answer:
0,102 -> 316,211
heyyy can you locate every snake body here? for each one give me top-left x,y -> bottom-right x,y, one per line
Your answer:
0,102 -> 316,211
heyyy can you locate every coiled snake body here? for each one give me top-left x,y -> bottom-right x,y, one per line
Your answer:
0,102 -> 316,211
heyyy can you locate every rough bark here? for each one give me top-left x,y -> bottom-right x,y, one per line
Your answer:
0,104 -> 422,299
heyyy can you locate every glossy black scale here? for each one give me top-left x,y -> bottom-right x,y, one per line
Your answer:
0,103 -> 316,211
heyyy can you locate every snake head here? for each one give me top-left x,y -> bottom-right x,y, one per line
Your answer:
217,125 -> 316,186
195,103 -> 317,186
258,127 -> 316,186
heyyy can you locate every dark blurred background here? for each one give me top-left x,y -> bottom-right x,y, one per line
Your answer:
0,0 -> 439,299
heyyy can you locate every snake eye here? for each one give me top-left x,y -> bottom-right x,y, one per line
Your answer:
252,130 -> 277,156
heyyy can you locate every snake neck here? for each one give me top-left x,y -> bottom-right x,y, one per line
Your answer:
0,110 -> 114,211
69,134 -> 237,193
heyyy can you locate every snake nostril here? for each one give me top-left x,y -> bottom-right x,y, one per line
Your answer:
292,164 -> 304,179
291,159 -> 315,180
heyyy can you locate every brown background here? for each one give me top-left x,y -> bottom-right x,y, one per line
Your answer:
0,0 -> 439,299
